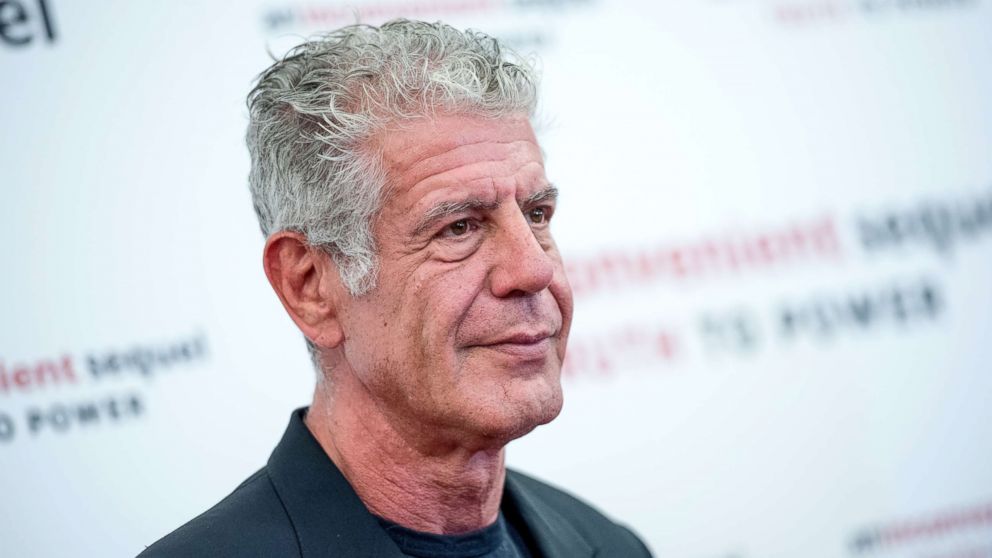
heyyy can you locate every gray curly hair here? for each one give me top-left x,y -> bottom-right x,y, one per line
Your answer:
246,19 -> 540,297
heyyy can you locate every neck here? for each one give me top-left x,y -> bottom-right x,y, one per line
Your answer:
305,372 -> 507,535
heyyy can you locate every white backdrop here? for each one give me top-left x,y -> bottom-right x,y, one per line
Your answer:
2,1 -> 991,557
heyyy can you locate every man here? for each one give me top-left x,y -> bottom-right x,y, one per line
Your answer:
140,19 -> 653,558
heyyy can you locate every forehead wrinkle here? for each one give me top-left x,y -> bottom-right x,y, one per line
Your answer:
416,158 -> 543,191
380,114 -> 537,167
387,139 -> 542,192
390,157 -> 544,223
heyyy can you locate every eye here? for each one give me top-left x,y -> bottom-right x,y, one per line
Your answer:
441,218 -> 477,238
527,206 -> 552,224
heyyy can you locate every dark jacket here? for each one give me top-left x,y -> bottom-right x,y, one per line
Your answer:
138,408 -> 653,558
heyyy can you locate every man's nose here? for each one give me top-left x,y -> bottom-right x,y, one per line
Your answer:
488,211 -> 555,298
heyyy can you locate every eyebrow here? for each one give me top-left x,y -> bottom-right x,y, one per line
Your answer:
522,185 -> 558,207
411,184 -> 559,237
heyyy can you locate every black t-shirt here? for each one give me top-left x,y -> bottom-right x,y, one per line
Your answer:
377,511 -> 535,558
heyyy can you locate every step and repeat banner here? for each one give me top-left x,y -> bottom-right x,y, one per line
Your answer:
2,1 -> 991,557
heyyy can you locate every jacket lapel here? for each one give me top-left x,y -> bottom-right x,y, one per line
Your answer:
504,471 -> 597,558
265,408 -> 407,558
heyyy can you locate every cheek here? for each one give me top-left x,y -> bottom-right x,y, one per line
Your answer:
554,268 -> 574,317
338,296 -> 397,378
410,264 -> 488,354
552,256 -> 574,317
551,265 -> 574,357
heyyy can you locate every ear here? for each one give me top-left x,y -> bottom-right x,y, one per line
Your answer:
263,231 -> 346,349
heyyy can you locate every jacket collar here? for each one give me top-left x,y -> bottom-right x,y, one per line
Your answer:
266,407 -> 596,558
266,408 -> 406,558
504,472 -> 597,558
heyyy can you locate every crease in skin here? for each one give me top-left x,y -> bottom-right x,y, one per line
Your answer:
390,137 -> 539,173
403,157 -> 545,200
385,137 -> 542,194
379,126 -> 536,172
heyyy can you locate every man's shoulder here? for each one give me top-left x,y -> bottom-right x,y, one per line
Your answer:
136,468 -> 300,558
506,468 -> 654,557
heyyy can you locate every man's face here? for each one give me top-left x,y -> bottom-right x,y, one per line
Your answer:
335,113 -> 573,448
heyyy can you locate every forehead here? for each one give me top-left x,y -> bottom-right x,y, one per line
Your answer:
377,114 -> 544,198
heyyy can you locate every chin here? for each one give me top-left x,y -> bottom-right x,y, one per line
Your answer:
478,381 -> 564,445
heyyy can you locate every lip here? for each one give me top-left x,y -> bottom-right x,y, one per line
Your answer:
475,331 -> 555,360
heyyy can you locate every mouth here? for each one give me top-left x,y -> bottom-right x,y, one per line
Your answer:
474,331 -> 555,361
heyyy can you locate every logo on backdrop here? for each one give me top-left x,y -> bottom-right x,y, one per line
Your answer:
0,0 -> 56,47
562,188 -> 991,380
260,0 -> 595,50
772,0 -> 980,26
848,500 -> 992,556
0,332 -> 208,444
